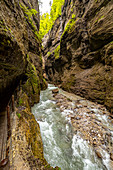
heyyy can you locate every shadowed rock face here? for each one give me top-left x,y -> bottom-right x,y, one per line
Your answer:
0,1 -> 50,168
0,0 -> 44,111
43,0 -> 113,113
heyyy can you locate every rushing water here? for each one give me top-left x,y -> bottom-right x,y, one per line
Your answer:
32,84 -> 106,170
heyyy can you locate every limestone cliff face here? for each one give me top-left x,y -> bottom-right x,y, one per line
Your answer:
0,0 -> 46,111
0,1 -> 49,169
43,0 -> 113,112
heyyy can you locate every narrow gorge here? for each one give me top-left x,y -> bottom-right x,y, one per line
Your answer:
0,0 -> 113,169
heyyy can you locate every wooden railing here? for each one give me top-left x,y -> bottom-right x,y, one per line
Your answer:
0,87 -> 18,169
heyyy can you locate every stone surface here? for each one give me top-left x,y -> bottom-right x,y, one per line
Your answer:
52,88 -> 59,94
95,149 -> 102,159
52,88 -> 113,168
110,153 -> 113,161
43,0 -> 113,113
0,0 -> 46,111
0,0 -> 48,169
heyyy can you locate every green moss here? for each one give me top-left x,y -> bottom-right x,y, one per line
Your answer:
61,16 -> 78,39
95,15 -> 104,24
20,3 -> 38,17
19,3 -> 41,42
0,18 -> 14,38
16,113 -> 21,118
39,54 -> 42,63
72,14 -> 76,19
19,98 -> 23,106
98,15 -> 104,22
47,51 -> 51,58
54,45 -> 60,59
22,60 -> 41,106
44,164 -> 51,168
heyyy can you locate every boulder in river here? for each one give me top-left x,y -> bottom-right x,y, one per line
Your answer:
52,89 -> 59,94
95,149 -> 102,159
110,152 -> 113,161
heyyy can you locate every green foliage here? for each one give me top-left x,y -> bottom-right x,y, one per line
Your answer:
39,0 -> 65,38
40,13 -> 51,38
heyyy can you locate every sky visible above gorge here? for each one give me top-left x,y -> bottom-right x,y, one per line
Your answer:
39,0 -> 53,14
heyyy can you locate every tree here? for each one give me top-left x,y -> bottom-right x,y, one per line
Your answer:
39,0 -> 64,39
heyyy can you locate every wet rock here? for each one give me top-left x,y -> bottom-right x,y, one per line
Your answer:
95,149 -> 102,158
69,115 -> 75,119
53,94 -> 57,97
53,87 -> 113,165
93,140 -> 97,146
43,73 -> 48,80
52,88 -> 59,94
76,117 -> 81,120
76,105 -> 83,108
44,0 -> 113,113
0,158 -> 9,167
56,103 -> 61,107
110,153 -> 113,161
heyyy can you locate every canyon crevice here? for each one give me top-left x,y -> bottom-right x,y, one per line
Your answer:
43,0 -> 113,113
0,0 -> 113,169
0,0 -> 56,169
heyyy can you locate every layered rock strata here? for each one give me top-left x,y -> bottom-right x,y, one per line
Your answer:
43,0 -> 113,113
0,0 -> 53,169
0,0 -> 46,111
53,89 -> 113,169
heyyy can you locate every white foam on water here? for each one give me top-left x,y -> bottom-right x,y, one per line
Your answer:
72,135 -> 104,170
90,108 -> 99,113
96,113 -> 108,123
61,109 -> 73,117
38,120 -> 64,168
32,84 -> 107,170
102,150 -> 111,170
45,108 -> 53,114
48,84 -> 58,90
36,99 -> 51,108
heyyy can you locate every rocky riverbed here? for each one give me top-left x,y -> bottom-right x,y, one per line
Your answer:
52,88 -> 113,170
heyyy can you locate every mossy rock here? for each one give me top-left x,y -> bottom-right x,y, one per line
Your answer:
23,61 -> 41,106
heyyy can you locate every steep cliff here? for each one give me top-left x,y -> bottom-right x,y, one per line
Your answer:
43,0 -> 113,113
0,0 -> 52,169
0,0 -> 46,112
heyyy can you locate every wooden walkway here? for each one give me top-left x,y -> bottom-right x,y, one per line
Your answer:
0,111 -> 9,170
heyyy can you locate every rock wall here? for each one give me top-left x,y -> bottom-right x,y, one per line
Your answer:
43,0 -> 113,113
9,89 -> 58,170
0,0 -> 46,112
0,0 -> 52,169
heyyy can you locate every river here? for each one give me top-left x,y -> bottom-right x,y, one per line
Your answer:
32,84 -> 108,170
